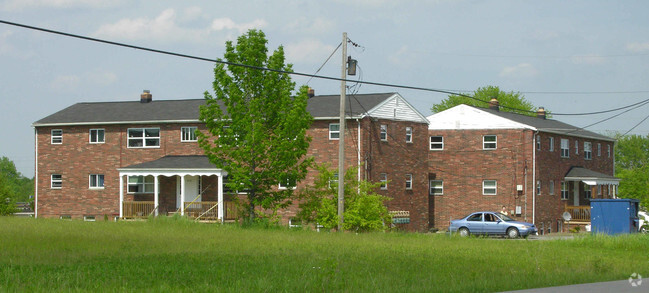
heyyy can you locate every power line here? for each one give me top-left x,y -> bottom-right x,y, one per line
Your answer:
623,112 -> 649,136
2,19 -> 648,118
306,42 -> 341,85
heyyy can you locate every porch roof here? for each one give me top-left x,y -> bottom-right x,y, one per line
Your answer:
117,155 -> 226,177
564,166 -> 619,185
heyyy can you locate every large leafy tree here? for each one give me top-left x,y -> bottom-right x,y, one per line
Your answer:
614,134 -> 649,209
0,156 -> 33,202
431,85 -> 542,116
198,30 -> 313,222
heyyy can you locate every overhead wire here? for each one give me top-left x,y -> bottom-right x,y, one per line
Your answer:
306,42 -> 341,85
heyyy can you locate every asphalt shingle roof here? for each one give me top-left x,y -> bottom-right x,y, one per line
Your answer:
564,166 -> 618,180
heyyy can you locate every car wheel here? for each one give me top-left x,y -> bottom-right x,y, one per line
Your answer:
458,227 -> 470,237
507,227 -> 520,239
641,226 -> 647,233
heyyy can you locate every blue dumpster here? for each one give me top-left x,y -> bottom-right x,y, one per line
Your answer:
590,199 -> 640,234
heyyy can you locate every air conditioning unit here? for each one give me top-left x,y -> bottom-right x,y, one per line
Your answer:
516,185 -> 523,191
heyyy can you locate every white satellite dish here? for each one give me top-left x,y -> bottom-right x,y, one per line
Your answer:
562,211 -> 572,221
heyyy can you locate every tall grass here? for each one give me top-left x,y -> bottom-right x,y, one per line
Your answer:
1,217 -> 647,292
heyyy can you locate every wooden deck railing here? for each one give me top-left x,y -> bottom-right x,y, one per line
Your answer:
565,205 -> 590,222
122,201 -> 155,219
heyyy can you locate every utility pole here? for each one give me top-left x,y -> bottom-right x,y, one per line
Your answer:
337,32 -> 347,231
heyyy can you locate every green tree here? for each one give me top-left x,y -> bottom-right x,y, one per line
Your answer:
198,30 -> 313,222
0,156 -> 33,202
296,164 -> 392,232
431,86 -> 543,116
614,134 -> 649,208
0,172 -> 17,215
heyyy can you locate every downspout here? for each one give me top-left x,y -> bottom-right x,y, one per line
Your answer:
34,127 -> 38,218
357,118 -> 361,183
532,130 -> 538,225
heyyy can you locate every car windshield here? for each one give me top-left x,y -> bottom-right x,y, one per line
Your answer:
497,213 -> 515,221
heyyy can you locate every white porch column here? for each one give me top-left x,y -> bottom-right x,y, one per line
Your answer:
119,175 -> 124,218
218,174 -> 224,222
180,175 -> 186,216
573,181 -> 580,206
154,175 -> 159,216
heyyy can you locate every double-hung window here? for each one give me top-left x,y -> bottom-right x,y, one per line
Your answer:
405,174 -> 413,190
607,144 -> 611,158
549,137 -> 554,152
574,140 -> 579,155
51,174 -> 62,189
483,180 -> 497,195
405,127 -> 413,143
561,181 -> 569,200
483,135 -> 497,150
128,176 -> 154,193
430,180 -> 443,195
380,173 -> 388,190
181,126 -> 198,142
380,125 -> 388,141
89,129 -> 105,143
536,180 -> 541,195
536,135 -> 541,150
597,143 -> 601,157
51,129 -> 62,144
584,142 -> 592,160
430,136 -> 443,150
329,123 -> 340,140
549,180 -> 555,195
128,128 -> 160,148
89,174 -> 105,189
560,139 -> 569,158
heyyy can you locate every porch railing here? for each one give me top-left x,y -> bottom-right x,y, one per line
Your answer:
565,204 -> 591,222
122,201 -> 155,219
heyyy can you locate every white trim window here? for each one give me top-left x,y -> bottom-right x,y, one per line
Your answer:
430,136 -> 443,150
128,128 -> 160,148
380,125 -> 388,141
483,135 -> 497,150
607,144 -> 611,158
89,129 -> 105,144
574,140 -> 579,155
405,127 -> 413,143
405,174 -> 413,190
483,180 -> 497,195
328,172 -> 338,189
181,126 -> 198,142
536,135 -> 541,150
51,174 -> 62,189
89,174 -> 105,189
329,123 -> 340,140
549,137 -> 554,152
278,177 -> 297,190
128,176 -> 154,193
380,173 -> 388,190
560,139 -> 569,158
536,180 -> 541,195
584,188 -> 592,199
561,181 -> 569,200
549,180 -> 555,195
584,142 -> 592,160
51,129 -> 62,144
597,143 -> 601,157
429,180 -> 443,195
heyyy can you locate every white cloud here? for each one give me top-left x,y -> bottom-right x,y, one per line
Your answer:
499,63 -> 538,78
211,18 -> 267,33
182,6 -> 204,21
1,0 -> 120,11
626,42 -> 649,53
50,70 -> 118,92
570,54 -> 605,65
284,39 -> 336,64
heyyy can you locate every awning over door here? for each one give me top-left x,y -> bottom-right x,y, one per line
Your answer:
564,166 -> 620,186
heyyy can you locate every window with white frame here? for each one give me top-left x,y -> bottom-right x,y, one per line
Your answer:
405,174 -> 413,190
51,129 -> 62,144
584,142 -> 592,160
329,123 -> 340,140
483,135 -> 497,150
181,126 -> 198,142
328,172 -> 338,189
51,174 -> 62,189
127,176 -> 154,193
430,180 -> 443,195
607,144 -> 611,158
561,181 -> 569,200
278,177 -> 297,189
483,180 -> 497,195
405,127 -> 413,143
127,128 -> 160,148
89,174 -> 105,189
536,135 -> 541,150
560,139 -> 569,158
430,136 -> 443,150
549,137 -> 554,152
584,187 -> 591,199
536,180 -> 541,195
574,140 -> 579,155
597,143 -> 601,157
89,129 -> 105,143
549,180 -> 555,195
380,173 -> 388,190
380,125 -> 387,141
597,185 -> 602,196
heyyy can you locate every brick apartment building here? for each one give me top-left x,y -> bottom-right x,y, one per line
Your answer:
426,101 -> 618,233
33,91 -> 431,231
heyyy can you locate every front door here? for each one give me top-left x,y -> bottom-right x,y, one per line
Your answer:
176,176 -> 201,209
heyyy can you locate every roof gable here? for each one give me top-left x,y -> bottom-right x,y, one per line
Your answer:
427,104 -> 531,130
366,93 -> 429,123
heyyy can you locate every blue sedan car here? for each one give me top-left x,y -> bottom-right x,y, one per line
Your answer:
449,212 -> 538,238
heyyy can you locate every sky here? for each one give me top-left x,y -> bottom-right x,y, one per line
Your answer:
2,0 -> 649,178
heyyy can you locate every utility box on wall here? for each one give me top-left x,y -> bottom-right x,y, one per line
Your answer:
590,198 -> 640,235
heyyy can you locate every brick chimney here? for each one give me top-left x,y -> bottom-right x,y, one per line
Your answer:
537,107 -> 547,119
140,90 -> 152,103
307,88 -> 315,98
488,97 -> 499,111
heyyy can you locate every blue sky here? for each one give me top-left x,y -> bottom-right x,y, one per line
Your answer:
2,0 -> 649,177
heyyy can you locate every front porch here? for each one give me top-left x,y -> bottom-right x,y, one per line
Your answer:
560,167 -> 620,230
121,200 -> 239,221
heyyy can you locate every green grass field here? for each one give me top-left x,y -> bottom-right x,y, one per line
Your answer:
1,217 -> 647,292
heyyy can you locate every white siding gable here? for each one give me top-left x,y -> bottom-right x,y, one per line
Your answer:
427,104 -> 534,130
365,94 -> 428,123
